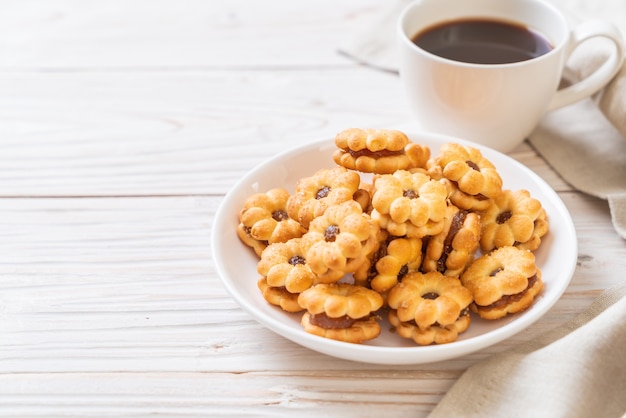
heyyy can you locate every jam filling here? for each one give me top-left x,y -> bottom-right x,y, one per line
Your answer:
496,210 -> 512,224
481,274 -> 538,310
403,189 -> 418,199
324,225 -> 340,242
348,148 -> 404,159
466,160 -> 481,171
398,264 -> 409,281
316,186 -> 331,200
422,292 -> 439,300
309,313 -> 358,329
272,209 -> 289,222
490,267 -> 503,276
437,210 -> 468,272
289,255 -> 305,266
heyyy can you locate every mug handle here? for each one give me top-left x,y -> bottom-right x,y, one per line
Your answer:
548,20 -> 624,111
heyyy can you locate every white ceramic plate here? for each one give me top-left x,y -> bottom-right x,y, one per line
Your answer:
211,132 -> 577,365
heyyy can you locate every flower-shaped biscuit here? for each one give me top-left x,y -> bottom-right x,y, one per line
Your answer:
333,128 -> 430,174
371,170 -> 447,238
257,238 -> 317,294
460,246 -> 543,320
287,166 -> 361,228
302,200 -> 379,283
387,271 -> 473,330
429,143 -> 503,210
237,188 -> 306,257
479,189 -> 549,252
298,283 -> 383,343
388,309 -> 471,346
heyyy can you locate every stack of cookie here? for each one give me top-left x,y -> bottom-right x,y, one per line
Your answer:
237,128 -> 549,345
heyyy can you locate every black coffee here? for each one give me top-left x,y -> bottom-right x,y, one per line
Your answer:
412,18 -> 553,64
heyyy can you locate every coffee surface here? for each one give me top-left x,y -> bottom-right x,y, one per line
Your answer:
412,18 -> 553,64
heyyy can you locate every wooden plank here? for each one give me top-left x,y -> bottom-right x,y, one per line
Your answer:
0,69 -> 412,196
0,0 -> 384,69
0,371 -> 452,417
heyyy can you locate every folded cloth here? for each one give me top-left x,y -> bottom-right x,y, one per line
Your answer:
428,283 -> 626,418
528,96 -> 626,238
338,0 -> 626,239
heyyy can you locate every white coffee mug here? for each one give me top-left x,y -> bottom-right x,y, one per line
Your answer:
398,0 -> 624,152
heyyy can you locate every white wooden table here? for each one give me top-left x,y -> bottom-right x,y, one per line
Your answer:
1,1 -> 625,416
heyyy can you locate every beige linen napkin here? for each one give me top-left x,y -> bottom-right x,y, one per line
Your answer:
429,283 -> 626,418
338,0 -> 626,239
529,52 -> 626,239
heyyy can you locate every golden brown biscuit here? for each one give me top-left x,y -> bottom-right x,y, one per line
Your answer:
428,143 -> 503,210
371,170 -> 448,238
333,128 -> 430,174
257,238 -> 317,294
302,200 -> 380,283
479,189 -> 549,252
460,246 -> 543,320
421,204 -> 481,277
387,271 -> 472,345
298,283 -> 383,343
287,166 -> 361,229
389,309 -> 471,345
237,188 -> 306,257
387,271 -> 473,329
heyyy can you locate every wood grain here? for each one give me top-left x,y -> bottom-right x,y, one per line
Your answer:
0,0 -> 624,416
